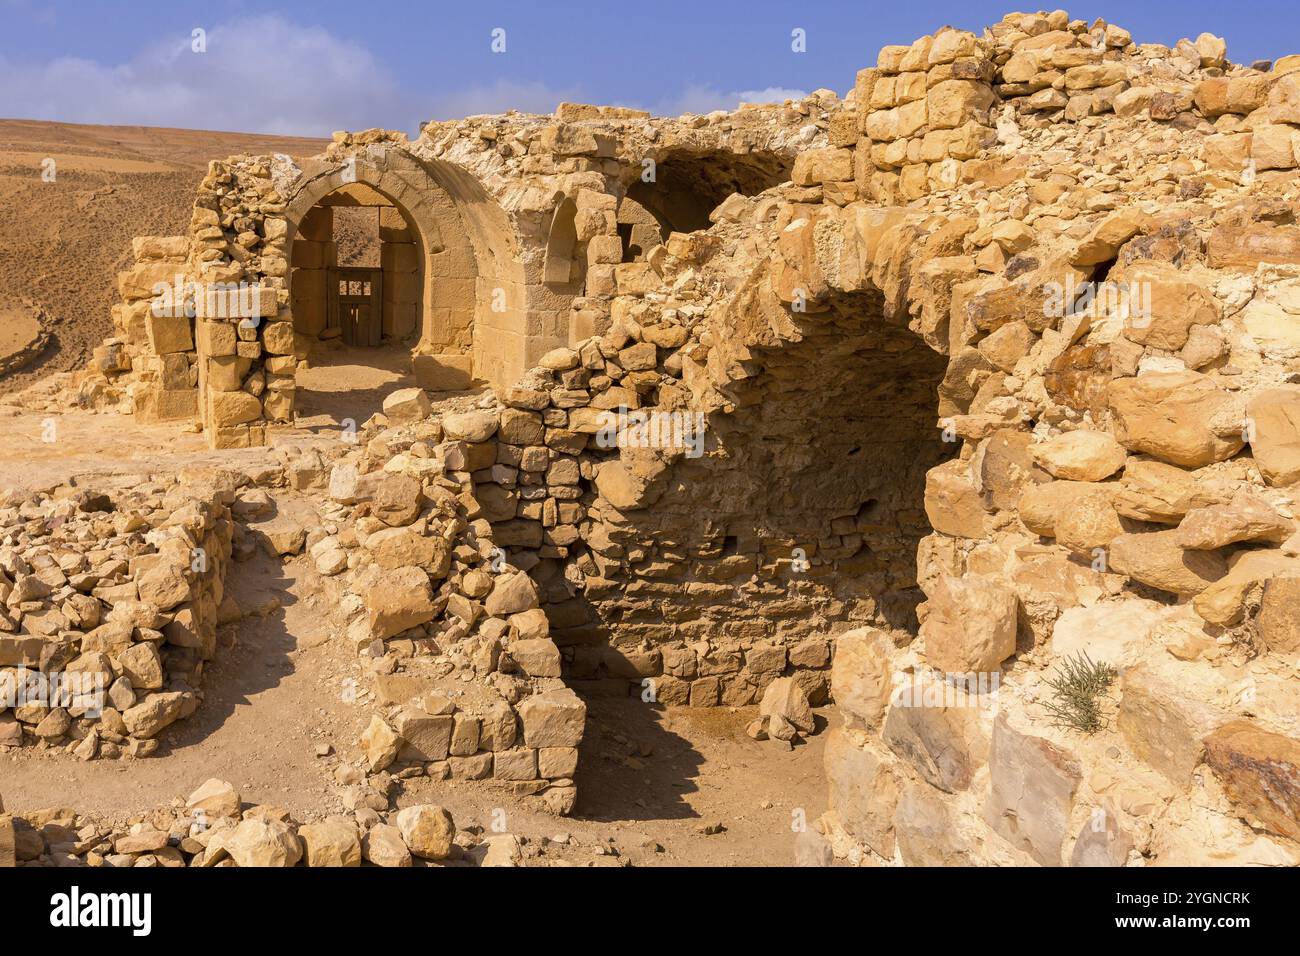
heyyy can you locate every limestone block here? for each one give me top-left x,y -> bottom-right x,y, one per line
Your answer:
517,688 -> 586,748
207,390 -> 262,426
924,459 -> 987,538
395,805 -> 455,859
1118,664 -> 1220,785
146,314 -> 194,355
261,321 -> 295,355
824,728 -> 899,858
299,816 -> 361,868
382,387 -> 431,423
927,80 -> 995,129
1109,529 -> 1228,596
1250,125 -> 1300,171
830,627 -> 893,730
118,261 -> 177,302
1204,720 -> 1300,841
919,574 -> 1018,673
983,714 -> 1081,866
1031,430 -> 1126,482
1118,261 -> 1221,351
1108,372 -> 1244,467
894,781 -> 973,866
224,817 -> 302,868
1206,224 -> 1300,271
1247,388 -> 1300,486
882,678 -> 989,792
791,147 -> 853,185
1174,493 -> 1292,549
362,565 -> 436,639
206,355 -> 250,392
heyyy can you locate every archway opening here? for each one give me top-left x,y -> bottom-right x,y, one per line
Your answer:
618,149 -> 792,261
693,289 -> 955,634
505,284 -> 952,707
289,182 -> 427,351
278,152 -> 559,400
288,183 -> 430,429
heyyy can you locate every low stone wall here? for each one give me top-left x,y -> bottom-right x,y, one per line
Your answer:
266,426 -> 589,816
0,446 -> 589,815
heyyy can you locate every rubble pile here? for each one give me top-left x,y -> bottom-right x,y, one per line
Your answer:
0,780 -> 601,867
0,478 -> 231,758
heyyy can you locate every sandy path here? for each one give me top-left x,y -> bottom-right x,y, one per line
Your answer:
0,550 -> 366,824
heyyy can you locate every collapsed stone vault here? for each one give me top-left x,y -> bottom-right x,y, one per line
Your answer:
10,7 -> 1300,867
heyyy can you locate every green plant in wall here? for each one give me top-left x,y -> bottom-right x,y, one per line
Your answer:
1042,651 -> 1117,734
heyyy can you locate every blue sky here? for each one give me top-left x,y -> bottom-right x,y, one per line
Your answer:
0,0 -> 1296,136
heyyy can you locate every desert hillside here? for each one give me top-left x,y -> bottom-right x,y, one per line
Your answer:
0,119 -> 328,392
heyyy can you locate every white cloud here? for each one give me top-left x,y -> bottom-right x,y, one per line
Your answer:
0,15 -> 414,137
0,15 -> 808,136
650,84 -> 809,116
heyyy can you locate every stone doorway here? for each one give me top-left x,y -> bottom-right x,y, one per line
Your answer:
291,187 -> 418,352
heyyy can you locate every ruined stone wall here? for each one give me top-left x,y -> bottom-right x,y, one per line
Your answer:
810,13 -> 1300,866
40,7 -> 1300,866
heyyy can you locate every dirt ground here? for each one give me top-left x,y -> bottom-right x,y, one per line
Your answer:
0,380 -> 832,866
0,304 -> 43,369
295,342 -> 419,430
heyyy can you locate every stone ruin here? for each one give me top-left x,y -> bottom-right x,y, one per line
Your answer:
7,8 -> 1300,866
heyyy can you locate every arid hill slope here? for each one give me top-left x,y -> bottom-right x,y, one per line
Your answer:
0,119 -> 328,393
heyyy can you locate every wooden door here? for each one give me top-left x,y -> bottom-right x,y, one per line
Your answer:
333,267 -> 382,346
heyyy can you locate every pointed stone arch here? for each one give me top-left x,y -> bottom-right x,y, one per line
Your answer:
542,196 -> 579,286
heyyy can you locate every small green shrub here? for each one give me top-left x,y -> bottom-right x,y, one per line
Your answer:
1042,651 -> 1117,734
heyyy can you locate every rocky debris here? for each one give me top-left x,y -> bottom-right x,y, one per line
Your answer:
395,805 -> 456,860
382,387 -> 433,424
0,479 -> 231,758
186,778 -> 241,820
360,715 -> 401,772
0,781 -> 597,867
299,816 -> 363,867
362,823 -> 412,867
222,817 -> 304,868
754,677 -> 817,745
